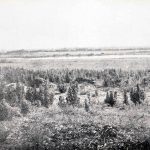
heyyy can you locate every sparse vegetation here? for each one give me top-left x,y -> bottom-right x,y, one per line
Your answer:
0,66 -> 150,149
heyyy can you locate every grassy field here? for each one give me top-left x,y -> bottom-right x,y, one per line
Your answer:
1,48 -> 150,58
1,56 -> 150,70
0,53 -> 150,149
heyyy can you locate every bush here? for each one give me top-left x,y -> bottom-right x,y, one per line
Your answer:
21,100 -> 30,115
104,91 -> 116,107
0,99 -> 9,121
4,83 -> 19,107
84,99 -> 90,112
26,87 -> 34,103
58,96 -> 66,107
0,124 -> 9,142
57,83 -> 67,93
43,84 -> 54,108
123,90 -> 129,105
66,81 -> 79,106
130,84 -> 145,105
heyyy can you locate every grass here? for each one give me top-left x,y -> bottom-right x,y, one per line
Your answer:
0,101 -> 150,149
0,56 -> 150,149
1,57 -> 150,70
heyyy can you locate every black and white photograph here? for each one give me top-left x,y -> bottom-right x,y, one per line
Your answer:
0,0 -> 150,149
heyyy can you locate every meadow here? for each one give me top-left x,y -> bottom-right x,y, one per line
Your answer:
0,53 -> 150,150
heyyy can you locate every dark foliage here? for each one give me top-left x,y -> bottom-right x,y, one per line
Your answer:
57,83 -> 67,93
104,91 -> 117,107
58,96 -> 66,107
66,81 -> 79,106
123,90 -> 129,105
130,84 -> 145,105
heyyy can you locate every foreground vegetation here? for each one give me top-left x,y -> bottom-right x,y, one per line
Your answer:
0,67 -> 150,149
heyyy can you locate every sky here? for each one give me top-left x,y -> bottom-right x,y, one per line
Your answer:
0,0 -> 150,51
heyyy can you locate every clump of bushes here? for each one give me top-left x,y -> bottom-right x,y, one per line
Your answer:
57,83 -> 67,93
104,91 -> 117,107
0,98 -> 22,120
130,84 -> 145,105
0,99 -> 9,121
26,83 -> 54,108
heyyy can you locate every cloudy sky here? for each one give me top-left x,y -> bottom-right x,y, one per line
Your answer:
0,0 -> 150,51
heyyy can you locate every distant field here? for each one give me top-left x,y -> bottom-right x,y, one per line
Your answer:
0,55 -> 150,70
1,48 -> 150,70
1,48 -> 150,58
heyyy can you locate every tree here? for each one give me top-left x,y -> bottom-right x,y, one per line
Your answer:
38,85 -> 45,105
26,87 -> 34,103
66,81 -> 79,106
123,90 -> 129,105
109,91 -> 116,107
57,83 -> 67,93
21,99 -> 30,115
16,82 -> 24,103
104,91 -> 116,107
84,99 -> 90,112
0,99 -> 9,121
130,84 -> 145,105
58,96 -> 66,107
43,82 -> 54,108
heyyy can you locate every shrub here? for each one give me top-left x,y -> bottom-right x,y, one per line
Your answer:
57,83 -> 67,93
4,83 -> 19,107
84,99 -> 90,112
87,93 -> 91,104
0,82 -> 5,100
66,81 -> 79,106
16,82 -> 25,103
58,96 -> 66,107
26,87 -> 34,103
123,90 -> 129,105
43,83 -> 54,108
0,99 -> 9,121
130,84 -> 145,105
38,85 -> 45,105
21,100 -> 30,115
0,124 -> 9,142
104,91 -> 116,107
